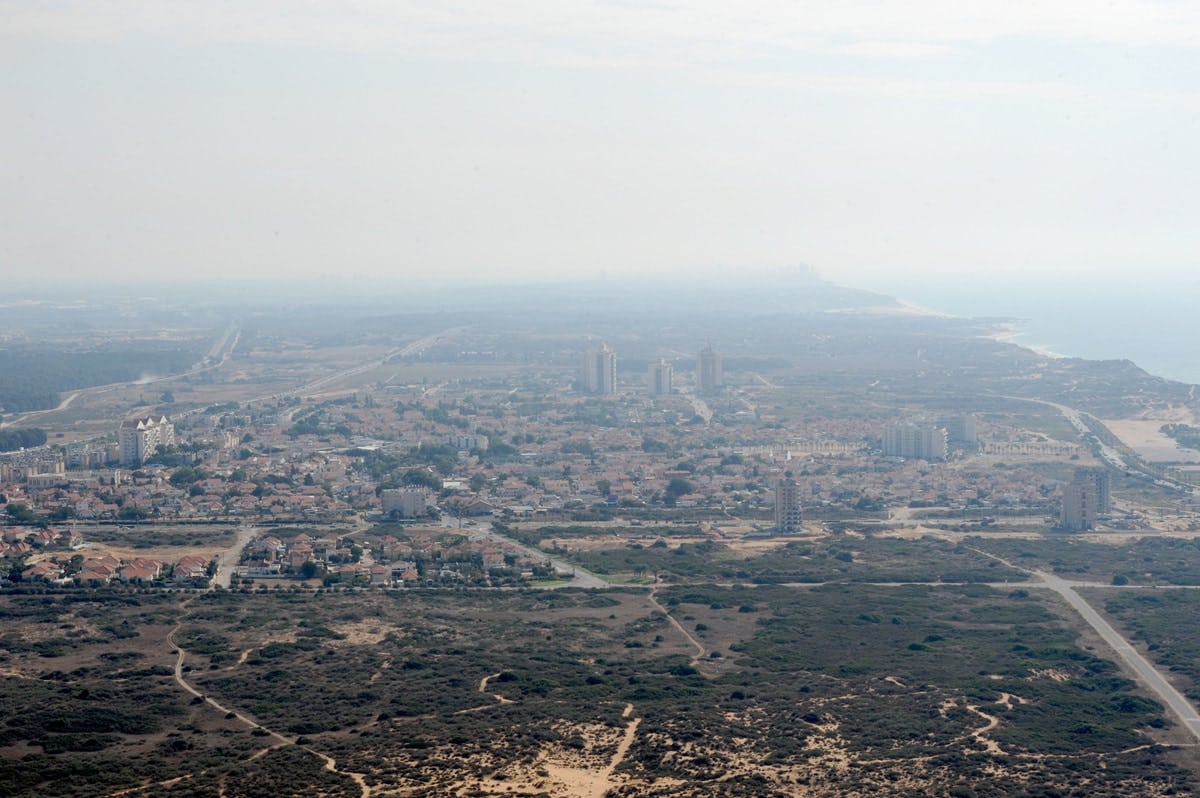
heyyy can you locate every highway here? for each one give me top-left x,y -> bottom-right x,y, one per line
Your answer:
1003,394 -> 1195,495
256,326 -> 467,404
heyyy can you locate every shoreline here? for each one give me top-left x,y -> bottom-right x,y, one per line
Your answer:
897,296 -> 1195,386
889,284 -> 1200,387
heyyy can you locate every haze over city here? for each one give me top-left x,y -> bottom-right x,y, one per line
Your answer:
4,1 -> 1200,292
8,5 -> 1200,797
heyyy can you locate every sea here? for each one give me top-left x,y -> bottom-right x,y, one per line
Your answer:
880,277 -> 1200,387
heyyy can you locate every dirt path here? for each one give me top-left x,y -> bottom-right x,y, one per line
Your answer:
541,703 -> 641,798
964,703 -> 1005,755
166,617 -> 371,796
479,672 -> 514,704
648,588 -> 705,664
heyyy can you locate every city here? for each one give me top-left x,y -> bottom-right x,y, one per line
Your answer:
3,285 -> 1200,796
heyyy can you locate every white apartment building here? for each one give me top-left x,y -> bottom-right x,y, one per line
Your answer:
774,476 -> 803,533
119,415 -> 175,466
580,344 -> 617,395
648,359 -> 673,396
882,423 -> 948,461
447,433 -> 490,451
381,487 -> 431,518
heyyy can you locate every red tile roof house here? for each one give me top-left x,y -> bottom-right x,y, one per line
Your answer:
77,569 -> 112,586
81,559 -> 118,577
120,564 -> 159,584
174,555 -> 212,581
24,560 -> 63,581
129,558 -> 163,579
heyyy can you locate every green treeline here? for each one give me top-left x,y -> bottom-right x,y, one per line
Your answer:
0,344 -> 205,412
0,428 -> 47,452
1161,423 -> 1200,452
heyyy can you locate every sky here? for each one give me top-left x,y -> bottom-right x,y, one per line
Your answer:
3,1 -> 1200,293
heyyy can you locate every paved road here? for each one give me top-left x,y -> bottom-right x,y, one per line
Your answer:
970,546 -> 1200,741
279,327 -> 467,400
1003,391 -> 1190,492
213,526 -> 260,588
455,518 -> 611,589
1037,569 -> 1200,740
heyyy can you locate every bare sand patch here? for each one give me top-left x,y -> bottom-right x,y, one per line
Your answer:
1029,668 -> 1073,682
332,620 -> 390,646
1105,409 -> 1200,464
76,541 -> 223,564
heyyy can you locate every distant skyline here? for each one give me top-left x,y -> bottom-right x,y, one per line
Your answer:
3,2 -> 1200,291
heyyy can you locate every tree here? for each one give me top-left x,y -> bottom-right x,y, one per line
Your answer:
596,479 -> 612,497
664,477 -> 695,506
6,503 -> 39,524
169,466 -> 208,487
403,469 -> 442,490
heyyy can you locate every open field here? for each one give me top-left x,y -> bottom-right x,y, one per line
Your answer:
972,536 -> 1200,586
2,577 -> 1198,796
1099,588 -> 1200,705
1105,408 -> 1200,464
516,525 -> 1027,585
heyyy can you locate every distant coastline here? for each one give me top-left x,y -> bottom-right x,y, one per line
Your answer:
888,279 -> 1200,387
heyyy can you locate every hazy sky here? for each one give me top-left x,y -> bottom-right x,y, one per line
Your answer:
3,1 -> 1199,291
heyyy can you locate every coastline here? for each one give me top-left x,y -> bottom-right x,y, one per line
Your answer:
890,287 -> 1199,386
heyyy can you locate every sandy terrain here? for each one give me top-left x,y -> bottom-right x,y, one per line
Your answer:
75,541 -> 223,565
1104,406 -> 1200,464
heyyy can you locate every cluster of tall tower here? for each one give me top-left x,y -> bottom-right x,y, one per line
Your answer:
578,342 -> 725,396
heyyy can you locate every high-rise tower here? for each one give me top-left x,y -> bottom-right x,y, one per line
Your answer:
697,342 -> 723,394
774,475 -> 803,534
1061,479 -> 1098,531
1074,467 -> 1111,514
580,344 -> 617,395
648,359 -> 673,396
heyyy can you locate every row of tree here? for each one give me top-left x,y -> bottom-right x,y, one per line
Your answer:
0,428 -> 47,452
